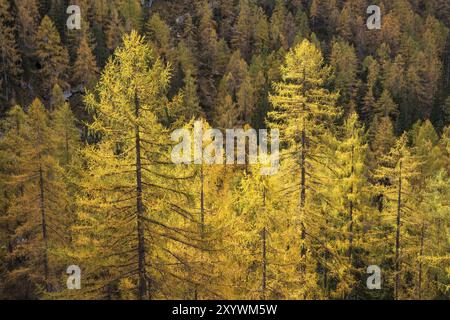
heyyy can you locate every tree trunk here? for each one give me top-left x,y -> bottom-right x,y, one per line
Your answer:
2,48 -> 9,101
300,124 -> 306,208
417,221 -> 425,300
200,165 -> 205,238
394,161 -> 402,300
196,164 -> 206,300
261,227 -> 267,300
38,158 -> 49,291
348,146 -> 355,260
134,91 -> 148,300
65,126 -> 69,165
300,119 -> 307,259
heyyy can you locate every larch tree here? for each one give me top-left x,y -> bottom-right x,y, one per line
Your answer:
361,56 -> 380,124
35,15 -> 69,96
0,105 -> 28,298
268,39 -> 340,295
249,54 -> 270,129
418,169 -> 450,299
215,50 -> 254,128
65,7 -> 93,63
253,7 -> 270,56
3,99 -> 70,296
181,13 -> 197,53
409,121 -> 448,299
324,113 -> 370,298
374,134 -> 421,300
270,0 -> 288,50
172,119 -> 225,300
105,7 -> 125,53
51,101 -> 81,167
383,54 -> 405,102
74,32 -> 197,300
294,7 -> 311,44
330,40 -> 358,112
368,115 -> 396,171
13,0 -> 40,62
217,0 -> 236,41
118,0 -> 143,32
374,90 -> 399,120
232,0 -> 254,61
337,2 -> 352,42
145,13 -> 172,63
0,0 -> 22,104
72,34 -> 100,92
225,171 -> 283,299
178,69 -> 202,121
196,0 -> 220,112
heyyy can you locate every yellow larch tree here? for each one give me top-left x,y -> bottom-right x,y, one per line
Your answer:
268,39 -> 340,297
70,32 -> 199,300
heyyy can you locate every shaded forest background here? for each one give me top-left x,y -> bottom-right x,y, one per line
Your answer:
0,0 -> 449,300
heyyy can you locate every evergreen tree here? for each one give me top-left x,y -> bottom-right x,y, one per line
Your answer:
72,34 -> 99,91
268,39 -> 340,295
270,0 -> 288,50
217,0 -> 236,41
178,69 -> 202,120
224,170 -> 296,299
49,83 -> 65,112
362,56 -> 381,123
369,116 -> 396,169
51,101 -> 80,166
13,0 -> 40,60
374,89 -> 399,119
375,134 -> 421,299
75,32 -> 195,299
0,0 -> 448,301
0,0 -> 22,104
232,0 -> 253,61
330,40 -> 358,111
35,16 -> 69,96
253,7 -> 270,55
3,99 -> 70,296
196,0 -> 219,111
181,13 -> 197,52
294,7 -> 310,43
145,13 -> 172,62
63,0 -> 92,61
326,113 -> 369,298
105,7 -> 125,53
118,0 -> 143,32
215,50 -> 254,127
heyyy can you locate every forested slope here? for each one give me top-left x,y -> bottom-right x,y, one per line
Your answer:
0,0 -> 449,300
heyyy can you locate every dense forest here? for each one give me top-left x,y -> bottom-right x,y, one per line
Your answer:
0,0 -> 449,300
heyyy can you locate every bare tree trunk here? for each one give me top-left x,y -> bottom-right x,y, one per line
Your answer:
394,161 -> 402,300
134,91 -> 148,300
